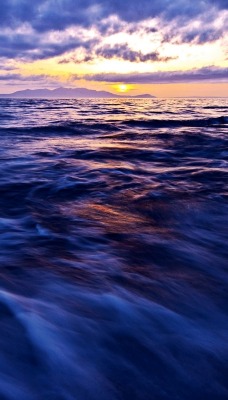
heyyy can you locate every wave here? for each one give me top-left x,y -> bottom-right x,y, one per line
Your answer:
0,273 -> 227,400
0,115 -> 227,135
122,116 -> 228,128
0,121 -> 121,135
0,98 -> 227,400
203,106 -> 228,110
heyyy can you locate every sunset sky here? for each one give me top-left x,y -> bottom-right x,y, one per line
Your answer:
0,0 -> 227,97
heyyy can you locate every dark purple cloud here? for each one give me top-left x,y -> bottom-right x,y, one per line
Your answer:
177,29 -> 223,44
0,73 -> 23,80
0,1 -> 227,62
59,44 -> 175,64
0,72 -> 65,89
94,44 -> 175,63
0,64 -> 16,71
79,67 -> 228,83
0,1 -> 227,31
0,73 -> 52,81
1,66 -> 227,86
0,32 -> 98,60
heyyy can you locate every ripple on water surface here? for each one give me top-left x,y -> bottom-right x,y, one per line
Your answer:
0,98 -> 227,400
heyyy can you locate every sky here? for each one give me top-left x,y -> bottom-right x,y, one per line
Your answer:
0,0 -> 227,97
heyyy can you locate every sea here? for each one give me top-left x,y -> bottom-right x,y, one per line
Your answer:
0,98 -> 227,400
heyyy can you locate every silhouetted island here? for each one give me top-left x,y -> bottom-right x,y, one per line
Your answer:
0,87 -> 155,99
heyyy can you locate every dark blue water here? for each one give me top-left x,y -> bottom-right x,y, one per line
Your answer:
0,98 -> 227,400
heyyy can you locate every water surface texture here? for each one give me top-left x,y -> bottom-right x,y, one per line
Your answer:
0,98 -> 227,400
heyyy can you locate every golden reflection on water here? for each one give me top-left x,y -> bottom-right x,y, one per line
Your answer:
61,199 -> 174,239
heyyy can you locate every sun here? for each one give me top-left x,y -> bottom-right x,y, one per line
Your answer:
118,84 -> 128,93
112,83 -> 133,94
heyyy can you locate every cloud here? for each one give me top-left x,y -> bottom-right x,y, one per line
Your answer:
79,66 -> 228,84
0,73 -> 23,81
177,29 -> 223,44
0,28 -> 98,60
0,71 -> 63,90
1,1 -> 227,32
59,43 -> 175,64
1,66 -> 227,89
0,73 -> 52,81
0,64 -> 16,71
94,44 -> 175,63
0,1 -> 227,62
161,11 -> 228,45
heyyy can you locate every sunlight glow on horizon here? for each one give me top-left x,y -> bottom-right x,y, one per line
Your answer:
116,84 -> 129,93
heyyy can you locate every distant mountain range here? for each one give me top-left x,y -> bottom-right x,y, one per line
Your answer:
0,87 -> 155,99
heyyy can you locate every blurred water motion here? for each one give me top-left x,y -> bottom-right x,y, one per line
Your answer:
0,98 -> 227,400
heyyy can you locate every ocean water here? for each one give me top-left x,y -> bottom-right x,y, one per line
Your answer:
0,98 -> 227,400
